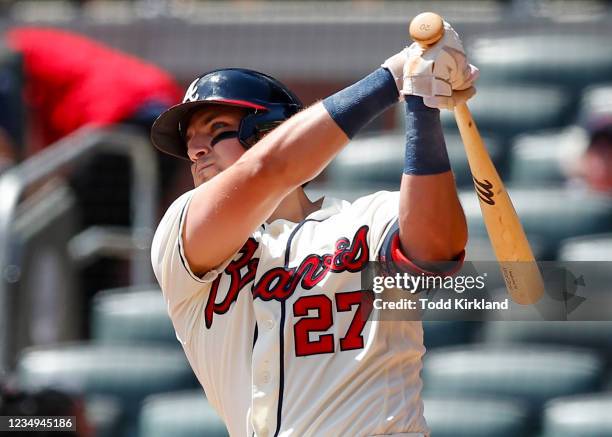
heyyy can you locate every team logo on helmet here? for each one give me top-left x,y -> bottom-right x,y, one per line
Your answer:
184,78 -> 200,103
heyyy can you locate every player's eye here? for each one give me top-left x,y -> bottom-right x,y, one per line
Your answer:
211,121 -> 228,133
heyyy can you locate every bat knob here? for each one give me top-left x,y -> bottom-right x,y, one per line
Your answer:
409,12 -> 445,47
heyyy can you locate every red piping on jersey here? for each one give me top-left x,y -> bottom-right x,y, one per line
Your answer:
390,233 -> 465,276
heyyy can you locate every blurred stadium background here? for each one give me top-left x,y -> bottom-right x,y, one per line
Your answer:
1,0 -> 612,436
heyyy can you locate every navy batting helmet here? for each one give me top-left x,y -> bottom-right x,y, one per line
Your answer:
151,68 -> 303,160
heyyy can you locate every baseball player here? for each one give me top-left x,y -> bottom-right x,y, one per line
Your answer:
151,20 -> 476,437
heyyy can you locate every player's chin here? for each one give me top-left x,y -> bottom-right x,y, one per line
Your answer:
194,167 -> 221,187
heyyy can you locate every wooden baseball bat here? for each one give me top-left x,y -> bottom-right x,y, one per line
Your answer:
409,12 -> 544,305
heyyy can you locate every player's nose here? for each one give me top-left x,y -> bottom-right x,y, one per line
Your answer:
187,135 -> 213,160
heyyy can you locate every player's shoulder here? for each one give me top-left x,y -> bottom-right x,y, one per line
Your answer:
166,189 -> 196,218
152,189 -> 196,249
159,190 -> 195,227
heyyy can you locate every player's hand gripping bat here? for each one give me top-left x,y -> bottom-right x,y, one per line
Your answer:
409,12 -> 544,305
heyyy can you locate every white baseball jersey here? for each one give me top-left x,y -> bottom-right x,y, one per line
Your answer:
151,189 -> 429,437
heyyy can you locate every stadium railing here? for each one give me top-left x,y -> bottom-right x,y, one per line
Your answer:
0,126 -> 158,372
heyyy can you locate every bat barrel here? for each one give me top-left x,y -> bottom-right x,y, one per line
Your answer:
454,103 -> 545,305
407,13 -> 544,305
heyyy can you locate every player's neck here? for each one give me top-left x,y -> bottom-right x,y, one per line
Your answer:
266,188 -> 323,224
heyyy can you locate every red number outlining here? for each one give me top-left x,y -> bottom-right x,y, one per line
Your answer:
293,291 -> 373,357
293,294 -> 334,356
336,290 -> 374,351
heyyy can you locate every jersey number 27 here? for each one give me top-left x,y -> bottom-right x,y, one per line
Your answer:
293,290 -> 374,357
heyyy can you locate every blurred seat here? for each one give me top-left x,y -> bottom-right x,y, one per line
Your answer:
17,343 -> 198,437
577,84 -> 612,127
554,235 -> 612,324
465,236 -> 497,261
460,188 -> 612,259
423,396 -> 531,437
139,390 -> 228,437
542,393 -> 612,437
91,285 -> 176,345
324,131 -> 504,189
324,132 -> 402,189
86,394 -> 123,437
440,84 -> 572,139
558,233 -> 612,261
465,235 -> 545,263
469,34 -> 612,90
482,322 -> 612,363
508,127 -> 587,187
422,345 -> 604,409
422,321 -> 479,350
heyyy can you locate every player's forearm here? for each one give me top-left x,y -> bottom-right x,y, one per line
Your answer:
398,96 -> 467,262
399,172 -> 467,262
240,103 -> 348,188
237,68 -> 399,188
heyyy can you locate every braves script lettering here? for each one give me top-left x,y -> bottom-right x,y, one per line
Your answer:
204,225 -> 370,328
205,238 -> 259,328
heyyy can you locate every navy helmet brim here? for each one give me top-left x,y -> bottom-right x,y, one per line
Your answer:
151,99 -> 267,161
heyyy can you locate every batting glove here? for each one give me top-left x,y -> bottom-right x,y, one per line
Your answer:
382,20 -> 479,110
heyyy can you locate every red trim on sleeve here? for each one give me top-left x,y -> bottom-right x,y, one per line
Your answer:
390,233 -> 465,276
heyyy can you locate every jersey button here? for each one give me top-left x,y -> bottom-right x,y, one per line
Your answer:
262,371 -> 271,384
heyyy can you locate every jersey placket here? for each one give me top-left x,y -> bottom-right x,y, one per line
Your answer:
250,224 -> 292,437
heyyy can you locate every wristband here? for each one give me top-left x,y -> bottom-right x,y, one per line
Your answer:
323,68 -> 399,139
404,95 -> 451,175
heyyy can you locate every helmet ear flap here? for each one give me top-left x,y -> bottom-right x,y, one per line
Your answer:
237,111 -> 260,149
238,104 -> 298,148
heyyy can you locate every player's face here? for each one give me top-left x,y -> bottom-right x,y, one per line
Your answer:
185,106 -> 247,187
